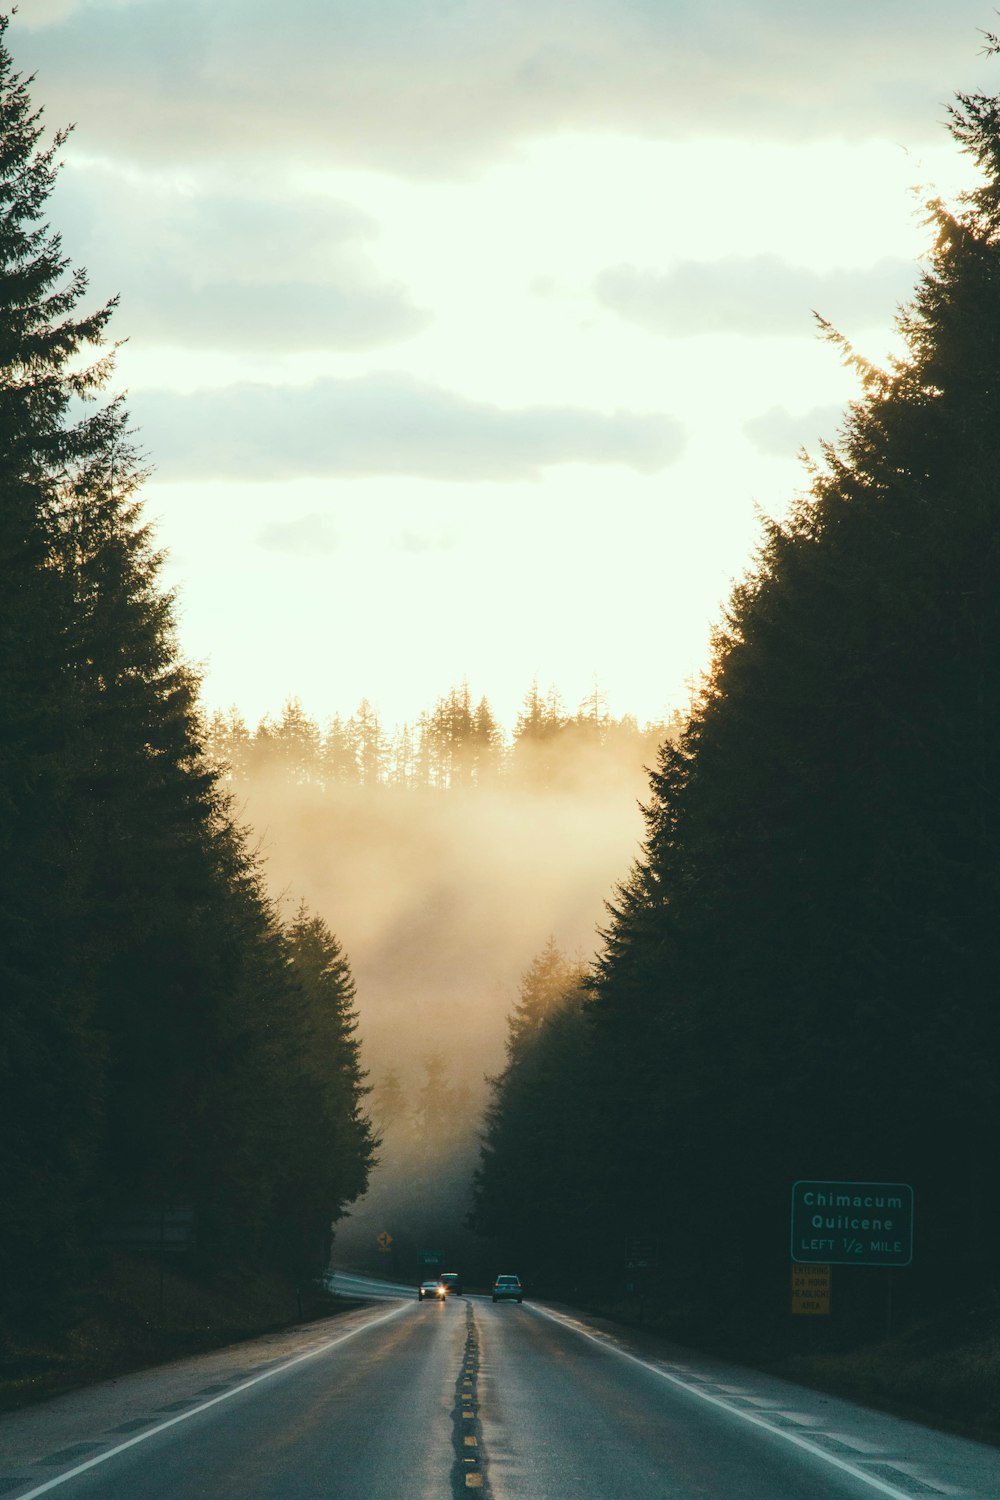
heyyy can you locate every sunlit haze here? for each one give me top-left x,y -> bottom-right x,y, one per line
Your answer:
21,0 -> 990,731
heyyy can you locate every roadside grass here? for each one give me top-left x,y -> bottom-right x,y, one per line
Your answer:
0,1252 -> 352,1412
576,1290 -> 1000,1448
778,1312 -> 1000,1446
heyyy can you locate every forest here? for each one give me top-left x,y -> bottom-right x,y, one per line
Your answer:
203,684 -> 677,794
0,15 -> 374,1340
4,3 -> 1000,1410
199,687 -> 675,1281
471,48 -> 1000,1355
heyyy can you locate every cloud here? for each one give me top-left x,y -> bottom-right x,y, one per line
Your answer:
132,372 -> 686,481
17,0 -> 85,24
595,257 -> 919,339
50,166 -> 427,352
257,512 -> 341,555
24,0 -> 992,177
744,404 -> 845,458
392,530 -> 459,554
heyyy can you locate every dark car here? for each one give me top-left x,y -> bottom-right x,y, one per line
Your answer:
439,1272 -> 462,1295
492,1274 -> 522,1303
418,1279 -> 446,1301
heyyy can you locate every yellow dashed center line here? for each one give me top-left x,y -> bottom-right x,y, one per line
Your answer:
455,1306 -> 488,1494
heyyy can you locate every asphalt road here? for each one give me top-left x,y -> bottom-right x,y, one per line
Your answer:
1,1278 -> 997,1499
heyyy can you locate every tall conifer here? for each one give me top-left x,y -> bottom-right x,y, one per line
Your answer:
582,45 -> 1000,1313
0,10 -> 125,1317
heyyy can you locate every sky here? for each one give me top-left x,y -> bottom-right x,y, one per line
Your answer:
18,0 -> 996,732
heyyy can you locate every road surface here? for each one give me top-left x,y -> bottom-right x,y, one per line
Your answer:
0,1275 -> 996,1498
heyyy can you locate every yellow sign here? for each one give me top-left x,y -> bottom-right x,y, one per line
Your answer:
791,1263 -> 831,1315
377,1230 -> 393,1252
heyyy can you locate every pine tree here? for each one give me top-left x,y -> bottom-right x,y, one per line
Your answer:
321,711 -> 358,785
203,706 -> 252,781
373,1067 -> 408,1135
0,11 -> 133,1318
350,698 -> 386,786
278,906 -> 376,1276
271,698 -> 321,783
511,682 -> 568,788
504,938 -> 584,1062
413,1053 -> 455,1146
471,694 -> 504,783
585,47 -> 1000,1313
470,943 -> 590,1282
0,14 -> 366,1319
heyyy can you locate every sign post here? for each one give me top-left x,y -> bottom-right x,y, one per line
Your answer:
791,1181 -> 913,1267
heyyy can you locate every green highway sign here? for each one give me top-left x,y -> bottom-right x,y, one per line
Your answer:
791,1180 -> 913,1267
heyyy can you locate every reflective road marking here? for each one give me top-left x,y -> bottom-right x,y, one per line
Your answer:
8,1304 -> 411,1500
534,1307 -> 939,1500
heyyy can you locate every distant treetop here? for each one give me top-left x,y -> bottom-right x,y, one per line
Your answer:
203,681 -> 681,792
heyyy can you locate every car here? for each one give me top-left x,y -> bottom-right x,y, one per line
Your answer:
492,1274 -> 523,1303
418,1279 -> 446,1301
439,1272 -> 462,1295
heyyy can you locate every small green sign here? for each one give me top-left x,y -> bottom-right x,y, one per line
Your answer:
791,1180 -> 913,1267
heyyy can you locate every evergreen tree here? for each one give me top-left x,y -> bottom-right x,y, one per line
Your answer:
278,906 -> 377,1276
271,698 -> 321,783
0,11 -> 139,1318
321,711 -> 358,785
387,722 -> 416,787
504,938 -> 584,1061
350,697 -> 386,786
0,16 -> 378,1322
413,1052 -> 455,1146
372,1067 -> 408,1135
511,682 -> 569,787
471,943 -> 590,1284
472,695 -> 504,783
420,682 -> 504,788
584,49 -> 1000,1316
204,706 -> 252,781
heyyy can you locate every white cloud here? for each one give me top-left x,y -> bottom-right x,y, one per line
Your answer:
131,372 -> 686,481
391,529 -> 459,554
16,0 -> 92,26
595,257 -> 920,339
257,512 -> 341,555
51,166 -> 427,352
25,0 -> 994,178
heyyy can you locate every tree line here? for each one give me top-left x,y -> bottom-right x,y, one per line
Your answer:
205,684 -> 677,792
0,16 -> 374,1332
471,60 -> 1000,1336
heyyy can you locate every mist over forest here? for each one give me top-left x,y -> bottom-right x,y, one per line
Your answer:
7,3 -> 1000,1442
203,685 -> 677,1272
204,684 -> 676,1095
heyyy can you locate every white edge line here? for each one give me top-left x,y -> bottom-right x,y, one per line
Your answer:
9,1300 -> 412,1500
533,1305 -> 927,1500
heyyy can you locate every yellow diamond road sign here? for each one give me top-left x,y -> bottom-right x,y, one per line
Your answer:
377,1231 -> 393,1252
